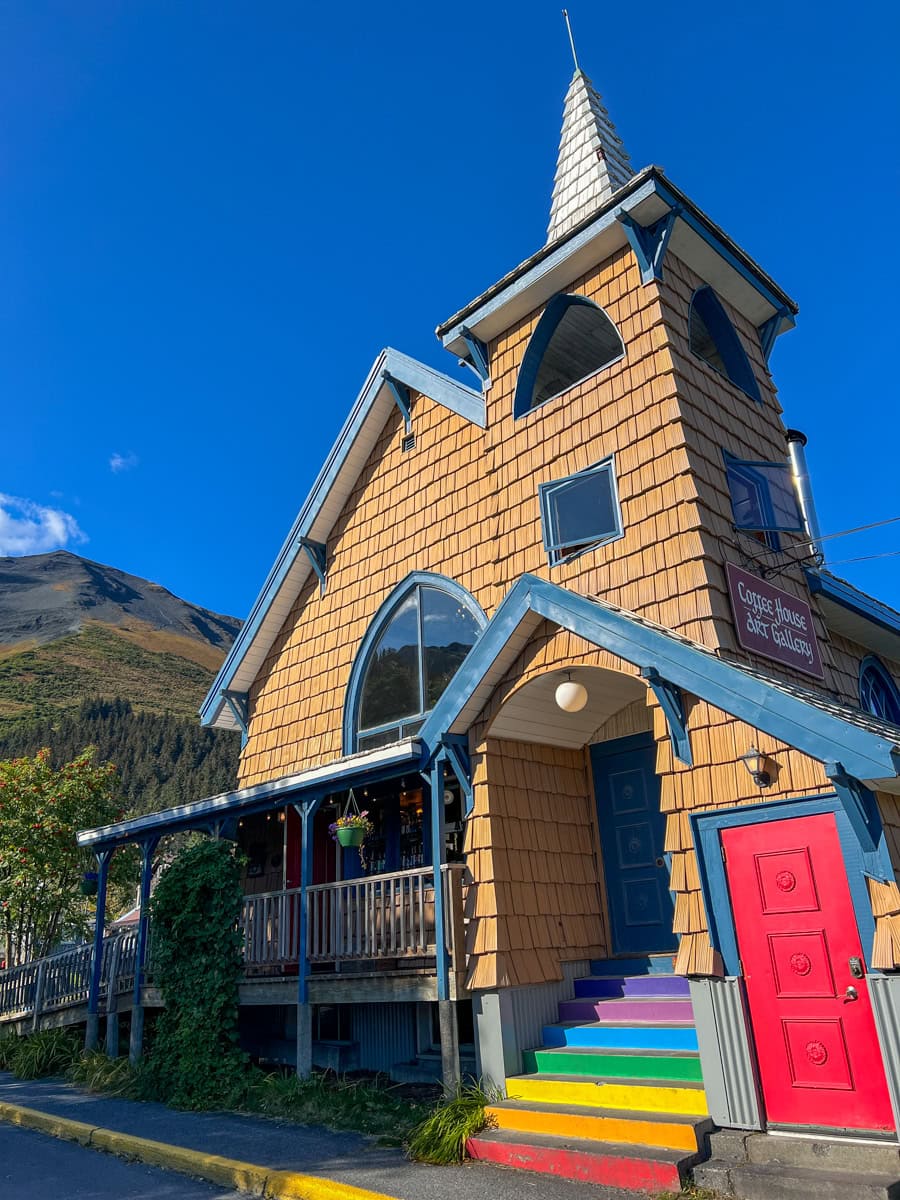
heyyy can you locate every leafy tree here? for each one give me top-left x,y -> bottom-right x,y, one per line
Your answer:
0,748 -> 128,966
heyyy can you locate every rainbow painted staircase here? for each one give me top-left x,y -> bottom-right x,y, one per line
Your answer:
467,959 -> 712,1193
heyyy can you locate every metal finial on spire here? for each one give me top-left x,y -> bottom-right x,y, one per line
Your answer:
562,9 -> 580,72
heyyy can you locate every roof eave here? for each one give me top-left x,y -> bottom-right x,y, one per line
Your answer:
436,167 -> 797,359
200,350 -> 485,730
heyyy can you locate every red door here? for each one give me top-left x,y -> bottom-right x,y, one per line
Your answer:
722,813 -> 893,1132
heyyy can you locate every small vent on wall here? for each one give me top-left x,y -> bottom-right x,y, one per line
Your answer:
401,432 -> 416,453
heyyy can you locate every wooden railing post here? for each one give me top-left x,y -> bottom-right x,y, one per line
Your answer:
30,958 -> 47,1033
129,837 -> 157,1064
85,848 -> 113,1052
105,935 -> 123,1057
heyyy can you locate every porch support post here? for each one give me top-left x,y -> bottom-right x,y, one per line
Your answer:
104,934 -> 123,1057
430,753 -> 459,1095
85,848 -> 113,1052
129,837 -> 158,1064
296,794 -> 322,1079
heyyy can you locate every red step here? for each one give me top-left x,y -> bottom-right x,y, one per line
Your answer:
466,1128 -> 693,1193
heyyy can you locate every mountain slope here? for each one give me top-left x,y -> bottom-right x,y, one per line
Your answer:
0,551 -> 240,735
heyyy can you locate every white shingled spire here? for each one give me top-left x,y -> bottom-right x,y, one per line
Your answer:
547,68 -> 634,244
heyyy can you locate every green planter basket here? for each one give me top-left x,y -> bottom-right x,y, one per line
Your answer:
336,825 -> 366,849
80,872 -> 99,896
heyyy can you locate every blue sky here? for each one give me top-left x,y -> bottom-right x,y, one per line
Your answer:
2,1 -> 898,619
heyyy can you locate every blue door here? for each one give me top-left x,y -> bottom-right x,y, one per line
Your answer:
590,733 -> 676,955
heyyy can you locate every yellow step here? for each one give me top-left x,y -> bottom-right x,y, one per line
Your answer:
508,1074 -> 709,1117
486,1100 -> 708,1152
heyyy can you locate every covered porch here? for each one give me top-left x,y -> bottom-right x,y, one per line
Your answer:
73,736 -> 474,1083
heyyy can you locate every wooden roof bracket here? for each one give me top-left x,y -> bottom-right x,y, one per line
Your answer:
641,666 -> 693,765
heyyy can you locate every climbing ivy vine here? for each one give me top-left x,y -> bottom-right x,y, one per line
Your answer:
142,838 -> 248,1108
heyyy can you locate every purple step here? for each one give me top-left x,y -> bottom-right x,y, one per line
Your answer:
573,975 -> 690,999
559,996 -> 695,1023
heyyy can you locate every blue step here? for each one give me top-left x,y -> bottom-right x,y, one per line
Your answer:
574,975 -> 690,1000
588,956 -> 676,977
542,1021 -> 698,1052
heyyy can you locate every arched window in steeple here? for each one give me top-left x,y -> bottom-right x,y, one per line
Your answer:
859,656 -> 900,725
689,286 -> 761,402
344,574 -> 486,753
514,294 -> 624,418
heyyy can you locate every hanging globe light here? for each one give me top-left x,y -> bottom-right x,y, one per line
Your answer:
555,671 -> 588,713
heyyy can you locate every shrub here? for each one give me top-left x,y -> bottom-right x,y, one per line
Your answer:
406,1082 -> 497,1164
67,1050 -> 137,1097
139,839 -> 248,1109
6,1028 -> 80,1079
0,1034 -> 20,1071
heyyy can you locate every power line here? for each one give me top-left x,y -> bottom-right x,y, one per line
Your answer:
819,550 -> 900,567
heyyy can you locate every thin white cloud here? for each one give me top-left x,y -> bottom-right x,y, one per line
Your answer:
109,451 -> 138,474
0,494 -> 88,556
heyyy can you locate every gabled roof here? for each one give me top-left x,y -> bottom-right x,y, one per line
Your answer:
200,350 -> 485,731
437,167 -> 797,365
420,576 -> 900,790
547,69 -> 634,243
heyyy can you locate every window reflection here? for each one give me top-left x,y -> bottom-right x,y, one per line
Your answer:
356,583 -> 482,747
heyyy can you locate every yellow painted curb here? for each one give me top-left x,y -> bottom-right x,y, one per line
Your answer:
0,1100 -> 401,1200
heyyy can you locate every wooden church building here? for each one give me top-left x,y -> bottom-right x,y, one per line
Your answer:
78,57 -> 900,1194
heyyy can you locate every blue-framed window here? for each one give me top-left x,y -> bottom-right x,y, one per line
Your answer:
723,450 -> 804,551
539,456 -> 624,566
859,656 -> 900,725
344,573 -> 486,753
514,293 -> 624,418
689,286 -> 761,403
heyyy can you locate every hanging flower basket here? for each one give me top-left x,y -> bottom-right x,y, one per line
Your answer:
335,824 -> 367,849
80,871 -> 99,897
329,789 -> 373,858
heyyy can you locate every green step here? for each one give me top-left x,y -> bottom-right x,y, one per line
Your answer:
522,1045 -> 703,1083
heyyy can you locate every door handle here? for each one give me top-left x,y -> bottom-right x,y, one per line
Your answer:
844,985 -> 859,1002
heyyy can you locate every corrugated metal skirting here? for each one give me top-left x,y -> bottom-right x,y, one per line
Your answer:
868,974 -> 900,1138
350,1002 -> 417,1074
508,960 -> 590,1072
689,977 -> 761,1130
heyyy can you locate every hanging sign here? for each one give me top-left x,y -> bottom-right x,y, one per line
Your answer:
725,563 -> 824,679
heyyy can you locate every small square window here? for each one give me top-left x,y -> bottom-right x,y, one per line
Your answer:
724,451 -> 804,550
539,457 -> 624,566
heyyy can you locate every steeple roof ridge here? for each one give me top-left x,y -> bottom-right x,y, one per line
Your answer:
547,67 -> 634,244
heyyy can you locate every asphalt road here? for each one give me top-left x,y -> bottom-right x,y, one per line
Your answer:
0,1122 -> 246,1200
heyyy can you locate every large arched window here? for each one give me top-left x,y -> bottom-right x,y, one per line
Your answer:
514,293 -> 624,418
859,656 -> 900,725
689,286 -> 761,403
344,574 -> 486,752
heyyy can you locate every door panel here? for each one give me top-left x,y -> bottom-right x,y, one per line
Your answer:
722,813 -> 893,1132
591,738 -> 676,956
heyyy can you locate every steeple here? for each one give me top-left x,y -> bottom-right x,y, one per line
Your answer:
547,69 -> 634,244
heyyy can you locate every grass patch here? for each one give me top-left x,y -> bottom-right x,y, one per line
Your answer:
406,1082 -> 498,1164
246,1068 -> 433,1143
67,1049 -> 139,1097
1,1028 -> 80,1079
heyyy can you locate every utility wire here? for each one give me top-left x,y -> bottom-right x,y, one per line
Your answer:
819,550 -> 900,567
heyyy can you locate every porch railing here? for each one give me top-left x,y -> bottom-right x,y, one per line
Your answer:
0,929 -> 139,1026
241,865 -> 467,969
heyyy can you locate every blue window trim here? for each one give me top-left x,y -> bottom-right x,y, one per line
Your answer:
342,572 -> 487,755
689,286 -> 762,404
513,293 -> 625,419
538,455 -> 624,567
722,449 -> 804,552
859,655 -> 900,725
690,793 -> 893,976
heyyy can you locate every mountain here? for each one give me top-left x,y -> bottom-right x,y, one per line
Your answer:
0,551 -> 241,731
